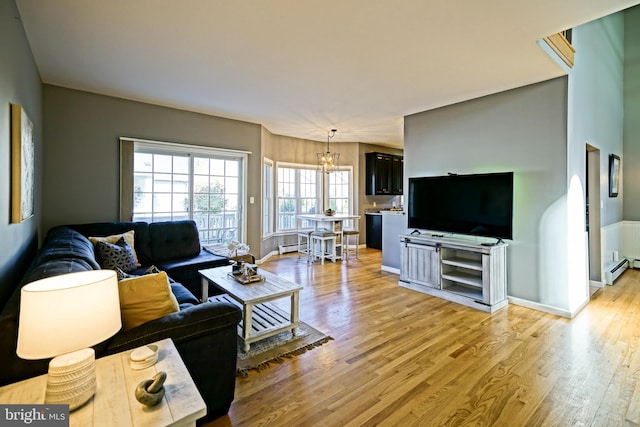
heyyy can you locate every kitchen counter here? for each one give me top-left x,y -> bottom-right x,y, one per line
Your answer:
365,210 -> 404,215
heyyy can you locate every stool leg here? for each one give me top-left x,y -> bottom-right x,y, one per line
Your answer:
331,238 -> 336,262
344,234 -> 349,263
355,234 -> 359,258
320,239 -> 325,265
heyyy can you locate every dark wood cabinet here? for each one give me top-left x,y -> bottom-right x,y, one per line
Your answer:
365,152 -> 403,195
366,214 -> 382,249
391,155 -> 403,195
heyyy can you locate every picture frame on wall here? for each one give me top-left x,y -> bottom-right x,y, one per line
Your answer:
609,153 -> 621,198
10,104 -> 35,223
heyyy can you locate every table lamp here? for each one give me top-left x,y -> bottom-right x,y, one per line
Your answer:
17,270 -> 121,410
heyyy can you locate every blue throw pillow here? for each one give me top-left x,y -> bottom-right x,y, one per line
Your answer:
96,237 -> 137,273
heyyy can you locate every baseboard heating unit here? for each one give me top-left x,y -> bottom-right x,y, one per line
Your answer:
278,244 -> 299,254
604,258 -> 629,285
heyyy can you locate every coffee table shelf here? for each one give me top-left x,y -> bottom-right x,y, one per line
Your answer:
210,294 -> 293,342
200,266 -> 303,352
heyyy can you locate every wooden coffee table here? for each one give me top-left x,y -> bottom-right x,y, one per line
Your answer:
199,266 -> 303,352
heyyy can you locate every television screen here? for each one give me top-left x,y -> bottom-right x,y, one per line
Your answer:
408,172 -> 514,240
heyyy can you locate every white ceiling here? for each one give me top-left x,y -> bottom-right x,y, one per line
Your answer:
15,0 -> 640,147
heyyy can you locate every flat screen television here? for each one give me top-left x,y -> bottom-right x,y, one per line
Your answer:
408,172 -> 514,240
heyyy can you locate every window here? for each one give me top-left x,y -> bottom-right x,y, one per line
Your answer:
327,170 -> 352,215
121,138 -> 249,245
275,163 -> 352,232
263,158 -> 274,237
133,152 -> 189,221
276,164 -> 321,231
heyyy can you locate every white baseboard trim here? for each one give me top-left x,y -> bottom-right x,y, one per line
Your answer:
381,265 -> 400,274
256,250 -> 279,264
508,296 -> 589,319
589,280 -> 605,288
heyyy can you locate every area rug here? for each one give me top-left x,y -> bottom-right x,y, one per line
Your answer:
236,320 -> 333,377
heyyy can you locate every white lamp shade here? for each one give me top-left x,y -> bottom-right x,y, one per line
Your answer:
17,270 -> 122,360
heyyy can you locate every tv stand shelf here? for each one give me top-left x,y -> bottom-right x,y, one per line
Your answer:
442,271 -> 482,287
399,234 -> 508,313
444,283 -> 483,300
442,256 -> 483,271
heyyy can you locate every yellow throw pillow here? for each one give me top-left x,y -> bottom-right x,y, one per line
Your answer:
89,230 -> 140,266
117,271 -> 179,331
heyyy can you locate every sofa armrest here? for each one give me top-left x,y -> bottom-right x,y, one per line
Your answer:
105,300 -> 240,354
156,250 -> 229,295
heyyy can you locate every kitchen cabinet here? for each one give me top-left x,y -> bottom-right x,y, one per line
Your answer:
391,155 -> 403,195
366,152 -> 403,195
366,213 -> 382,249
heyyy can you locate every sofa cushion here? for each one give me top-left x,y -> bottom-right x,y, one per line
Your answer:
118,271 -> 180,331
113,265 -> 198,309
96,237 -> 137,272
149,220 -> 201,262
170,283 -> 200,307
65,222 -> 153,265
89,230 -> 140,266
114,265 -> 167,281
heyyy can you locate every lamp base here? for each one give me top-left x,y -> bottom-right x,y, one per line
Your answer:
45,348 -> 96,410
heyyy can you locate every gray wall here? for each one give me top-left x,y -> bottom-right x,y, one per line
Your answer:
568,10 -> 625,286
404,78 -> 570,308
0,0 -> 42,307
570,10 -> 625,228
624,6 -> 640,220
42,85 -> 264,253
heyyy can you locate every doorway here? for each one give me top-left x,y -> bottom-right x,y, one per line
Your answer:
586,144 -> 602,290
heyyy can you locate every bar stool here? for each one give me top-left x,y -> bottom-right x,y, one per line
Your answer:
297,229 -> 313,261
342,229 -> 360,262
310,230 -> 337,264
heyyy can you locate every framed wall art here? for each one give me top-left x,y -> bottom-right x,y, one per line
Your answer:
609,153 -> 621,198
11,104 -> 35,223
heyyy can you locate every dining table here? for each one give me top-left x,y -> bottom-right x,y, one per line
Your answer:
298,213 -> 360,259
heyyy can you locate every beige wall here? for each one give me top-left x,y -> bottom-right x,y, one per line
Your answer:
260,128 -> 365,257
42,85 -> 264,253
260,129 -> 404,256
41,88 -> 404,260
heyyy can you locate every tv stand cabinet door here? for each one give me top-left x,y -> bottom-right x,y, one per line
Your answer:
400,242 -> 440,288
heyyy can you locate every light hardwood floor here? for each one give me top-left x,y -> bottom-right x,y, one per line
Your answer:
206,249 -> 640,426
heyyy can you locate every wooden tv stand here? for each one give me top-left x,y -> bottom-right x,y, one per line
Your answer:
399,234 -> 508,313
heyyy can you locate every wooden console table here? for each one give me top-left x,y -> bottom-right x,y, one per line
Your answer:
0,339 -> 206,426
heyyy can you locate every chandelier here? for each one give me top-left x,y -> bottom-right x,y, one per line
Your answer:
317,129 -> 339,173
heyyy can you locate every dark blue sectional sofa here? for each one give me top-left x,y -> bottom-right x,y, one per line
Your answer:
0,220 -> 240,423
